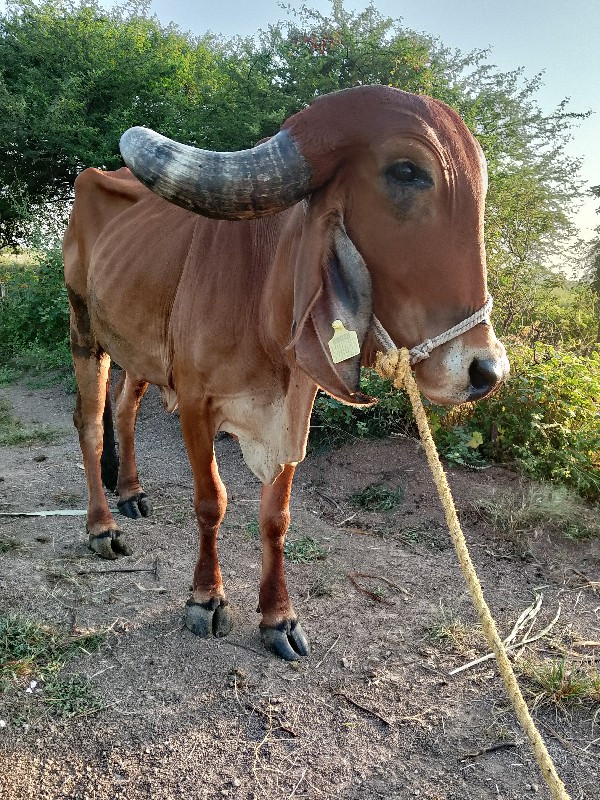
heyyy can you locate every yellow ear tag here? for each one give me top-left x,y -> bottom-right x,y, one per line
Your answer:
328,320 -> 361,364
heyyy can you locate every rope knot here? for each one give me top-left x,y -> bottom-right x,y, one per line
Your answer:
374,348 -> 411,389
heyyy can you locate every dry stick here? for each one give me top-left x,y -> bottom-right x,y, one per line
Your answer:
314,489 -> 342,510
351,572 -> 410,596
244,702 -> 297,737
375,347 -> 572,800
449,605 -> 561,676
459,742 -> 519,761
332,690 -> 392,727
347,573 -> 394,605
315,634 -> 341,669
77,556 -> 159,578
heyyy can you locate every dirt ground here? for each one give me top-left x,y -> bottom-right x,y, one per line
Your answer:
0,378 -> 598,800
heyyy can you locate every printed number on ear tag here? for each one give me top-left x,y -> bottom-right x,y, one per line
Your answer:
328,320 -> 361,364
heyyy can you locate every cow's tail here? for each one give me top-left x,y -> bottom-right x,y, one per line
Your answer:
100,370 -> 119,492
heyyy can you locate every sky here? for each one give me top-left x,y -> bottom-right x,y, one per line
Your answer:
136,0 -> 600,243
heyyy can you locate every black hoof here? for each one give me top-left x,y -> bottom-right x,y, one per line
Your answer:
185,597 -> 233,639
117,492 -> 153,520
88,529 -> 131,560
260,619 -> 309,661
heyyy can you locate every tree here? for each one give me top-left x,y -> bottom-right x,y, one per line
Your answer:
0,0 -> 227,247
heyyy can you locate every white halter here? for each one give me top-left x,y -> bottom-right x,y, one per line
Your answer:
372,295 -> 493,365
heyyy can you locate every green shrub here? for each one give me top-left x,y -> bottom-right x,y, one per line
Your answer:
0,246 -> 71,373
464,341 -> 600,501
310,369 -> 413,449
310,342 -> 600,502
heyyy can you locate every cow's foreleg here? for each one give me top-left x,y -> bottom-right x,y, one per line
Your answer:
180,407 -> 232,639
114,372 -> 152,519
72,350 -> 131,559
258,464 -> 309,660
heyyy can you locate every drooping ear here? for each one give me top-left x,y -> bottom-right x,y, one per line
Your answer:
290,197 -> 375,405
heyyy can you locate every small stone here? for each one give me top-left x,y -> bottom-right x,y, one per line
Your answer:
341,657 -> 351,668
531,785 -> 539,793
232,778 -> 241,787
35,536 -> 50,543
33,454 -> 47,462
0,720 -> 6,728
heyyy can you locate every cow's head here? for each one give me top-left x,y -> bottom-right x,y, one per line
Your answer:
120,86 -> 508,406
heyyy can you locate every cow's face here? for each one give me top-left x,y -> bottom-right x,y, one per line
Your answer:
119,86 -> 508,406
337,99 -> 508,405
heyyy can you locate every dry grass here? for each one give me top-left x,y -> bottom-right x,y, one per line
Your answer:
470,483 -> 599,543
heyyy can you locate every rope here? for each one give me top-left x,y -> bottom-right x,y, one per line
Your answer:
374,347 -> 571,800
372,294 -> 493,365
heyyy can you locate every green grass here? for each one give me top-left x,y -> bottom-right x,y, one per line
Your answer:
284,535 -> 327,563
0,614 -> 105,690
348,482 -> 404,512
41,675 -> 104,718
519,657 -> 600,709
0,396 -> 57,446
307,568 -> 335,598
245,518 -> 260,539
425,605 -> 479,656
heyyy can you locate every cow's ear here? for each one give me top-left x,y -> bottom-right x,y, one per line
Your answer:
290,197 -> 375,405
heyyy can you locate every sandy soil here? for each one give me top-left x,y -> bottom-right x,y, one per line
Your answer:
0,378 -> 598,800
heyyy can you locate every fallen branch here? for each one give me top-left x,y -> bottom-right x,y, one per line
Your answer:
332,689 -> 392,727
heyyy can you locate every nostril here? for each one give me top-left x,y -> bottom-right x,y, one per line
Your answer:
469,358 -> 501,393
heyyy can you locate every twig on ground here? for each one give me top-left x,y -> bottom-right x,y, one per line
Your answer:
77,556 -> 159,578
314,489 -> 342,510
566,568 -> 599,594
348,571 -> 409,605
315,634 -> 341,669
288,767 -> 308,799
449,601 -> 561,676
244,702 -> 297,737
337,512 -> 358,527
221,639 -> 271,659
332,689 -> 392,727
459,742 -> 518,761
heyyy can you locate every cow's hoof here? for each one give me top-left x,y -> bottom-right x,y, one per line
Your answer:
260,619 -> 309,661
88,529 -> 132,560
185,597 -> 233,638
117,492 -> 153,520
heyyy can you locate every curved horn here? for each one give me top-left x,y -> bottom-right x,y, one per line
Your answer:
119,127 -> 313,220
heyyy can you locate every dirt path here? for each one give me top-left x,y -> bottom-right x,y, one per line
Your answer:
0,379 -> 598,800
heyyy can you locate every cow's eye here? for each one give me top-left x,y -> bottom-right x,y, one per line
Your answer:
389,161 -> 417,182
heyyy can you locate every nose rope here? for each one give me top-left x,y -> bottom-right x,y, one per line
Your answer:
373,347 -> 571,800
372,294 -> 493,365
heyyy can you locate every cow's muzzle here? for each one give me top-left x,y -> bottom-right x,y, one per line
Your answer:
467,356 -> 506,400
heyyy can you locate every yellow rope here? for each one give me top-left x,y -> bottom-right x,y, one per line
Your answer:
374,348 -> 571,800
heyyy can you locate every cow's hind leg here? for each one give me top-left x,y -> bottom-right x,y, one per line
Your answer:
179,403 -> 232,639
72,347 -> 131,560
258,464 -> 309,661
113,372 -> 152,519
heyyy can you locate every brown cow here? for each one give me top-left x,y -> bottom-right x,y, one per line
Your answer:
63,86 -> 508,660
